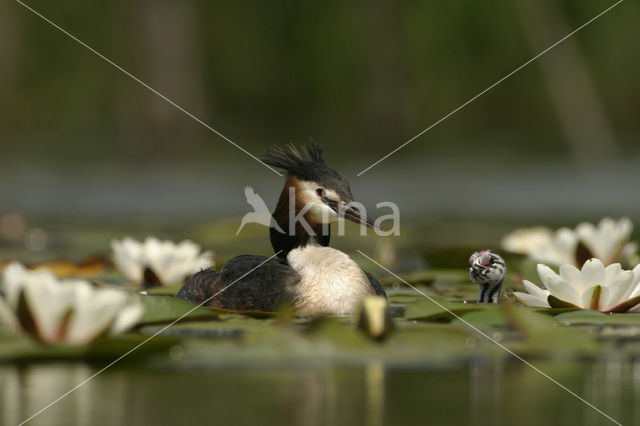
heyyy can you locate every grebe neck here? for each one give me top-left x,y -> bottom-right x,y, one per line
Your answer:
269,176 -> 330,258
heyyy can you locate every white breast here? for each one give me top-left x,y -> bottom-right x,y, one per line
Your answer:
287,245 -> 375,315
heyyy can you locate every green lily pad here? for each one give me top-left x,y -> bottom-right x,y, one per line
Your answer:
455,309 -> 507,327
404,295 -> 495,321
378,269 -> 468,288
143,284 -> 184,296
387,294 -> 423,304
204,306 -> 280,319
533,307 -> 581,316
140,316 -> 274,337
502,305 -> 599,355
555,310 -> 640,326
0,333 -> 177,363
137,295 -> 217,325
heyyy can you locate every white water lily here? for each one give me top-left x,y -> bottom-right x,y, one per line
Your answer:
111,237 -> 214,286
575,217 -> 637,264
501,217 -> 637,267
0,262 -> 144,344
501,226 -> 555,254
513,259 -> 640,312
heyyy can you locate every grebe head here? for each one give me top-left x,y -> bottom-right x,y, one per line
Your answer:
261,143 -> 377,229
468,250 -> 506,303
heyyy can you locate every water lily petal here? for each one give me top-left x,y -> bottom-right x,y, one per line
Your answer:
513,292 -> 550,308
66,285 -> 128,344
522,280 -> 550,300
1,262 -> 31,308
1,263 -> 144,344
554,228 -> 580,263
537,264 -> 580,305
626,264 -> 640,299
558,264 -> 588,293
536,264 -> 559,289
148,239 -> 213,285
143,237 -> 164,263
506,218 -> 633,268
112,238 -> 144,283
22,278 -> 77,342
579,259 -> 606,292
576,218 -> 633,264
622,242 -> 638,261
604,263 -> 622,281
1,263 -> 58,309
501,227 -> 553,254
0,297 -> 18,329
110,301 -> 144,335
602,270 -> 634,310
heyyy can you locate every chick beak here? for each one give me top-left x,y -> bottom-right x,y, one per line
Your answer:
470,262 -> 482,273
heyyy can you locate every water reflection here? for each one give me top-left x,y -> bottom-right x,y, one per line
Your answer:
0,364 -> 129,426
469,358 -> 504,426
584,356 -> 639,426
365,361 -> 385,426
1,357 -> 638,426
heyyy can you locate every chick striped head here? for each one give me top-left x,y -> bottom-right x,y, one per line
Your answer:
468,250 -> 506,303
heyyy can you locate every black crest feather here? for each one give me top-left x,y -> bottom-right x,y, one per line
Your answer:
260,142 -> 353,201
261,142 -> 325,176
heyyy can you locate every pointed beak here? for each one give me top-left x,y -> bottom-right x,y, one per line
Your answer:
322,197 -> 380,230
469,262 -> 483,274
339,202 -> 380,231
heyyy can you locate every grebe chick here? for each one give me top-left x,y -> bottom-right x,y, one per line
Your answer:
177,143 -> 385,315
468,250 -> 506,303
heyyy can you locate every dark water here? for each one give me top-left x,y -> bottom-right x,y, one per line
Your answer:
3,158 -> 640,223
2,357 -> 637,426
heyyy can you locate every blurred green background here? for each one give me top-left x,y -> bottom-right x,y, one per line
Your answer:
2,3 -> 640,425
1,0 -> 639,254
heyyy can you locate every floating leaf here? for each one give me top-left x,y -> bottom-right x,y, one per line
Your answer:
140,317 -> 272,337
455,309 -> 507,327
502,305 -> 599,355
204,306 -> 279,319
0,333 -> 177,363
533,307 -> 580,316
144,284 -> 183,296
405,295 -> 494,321
137,295 -> 217,325
555,310 -> 640,326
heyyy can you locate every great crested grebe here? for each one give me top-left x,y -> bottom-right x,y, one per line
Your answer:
177,143 -> 386,315
468,250 -> 506,303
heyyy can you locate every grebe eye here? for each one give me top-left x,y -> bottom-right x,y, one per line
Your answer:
316,188 -> 326,197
